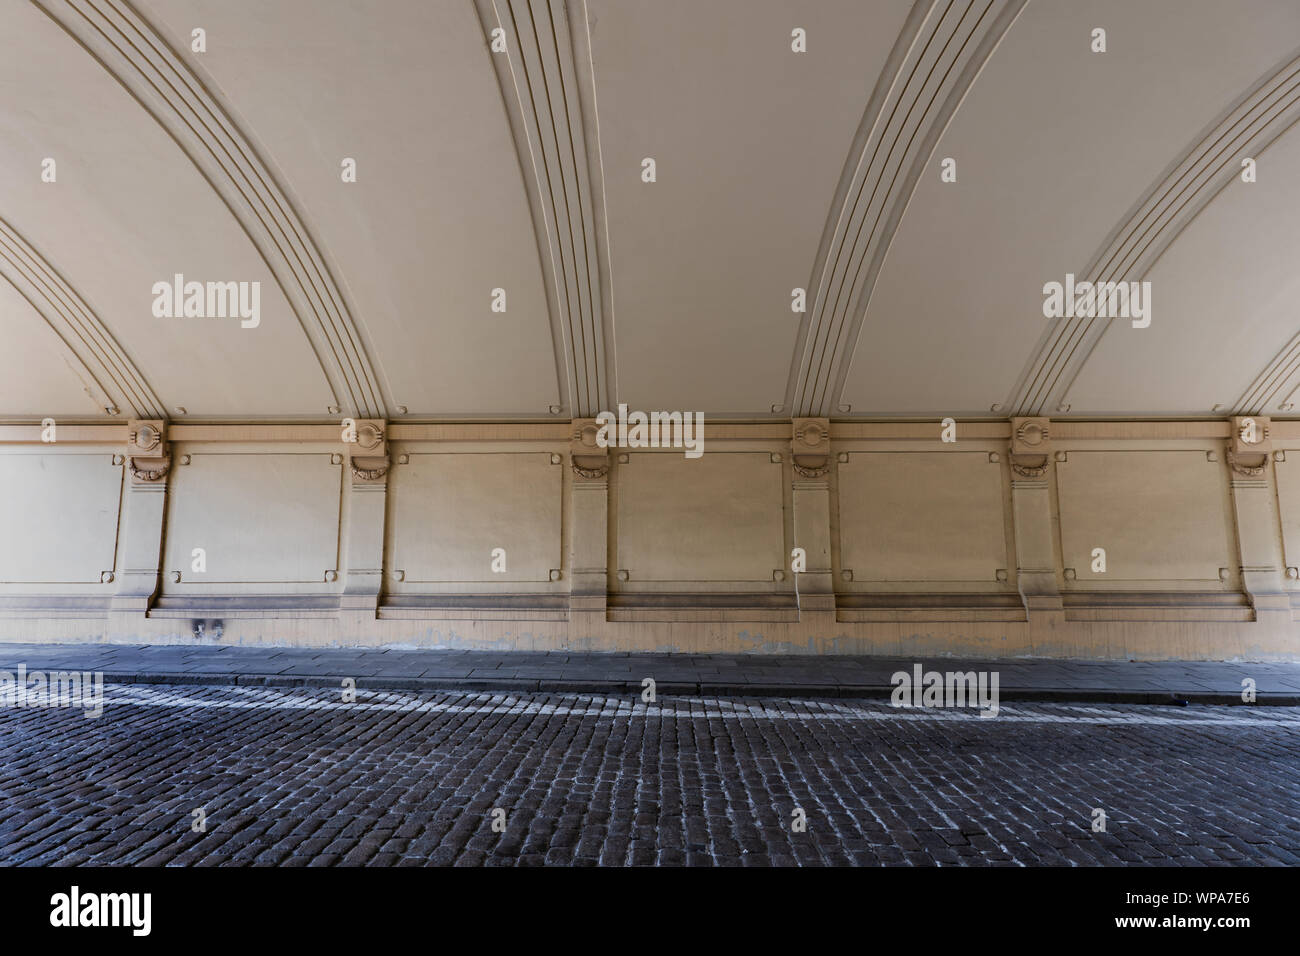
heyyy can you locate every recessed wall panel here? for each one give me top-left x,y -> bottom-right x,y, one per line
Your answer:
1056,450 -> 1232,585
837,452 -> 1007,583
1272,456 -> 1300,575
616,452 -> 784,584
389,452 -> 562,584
163,453 -> 341,584
0,452 -> 121,583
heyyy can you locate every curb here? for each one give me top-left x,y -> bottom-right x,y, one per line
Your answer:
89,670 -> 1300,705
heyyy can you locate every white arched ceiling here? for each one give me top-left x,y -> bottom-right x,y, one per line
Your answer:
0,215 -> 163,418
2,0 -> 1298,423
589,0 -> 915,416
0,276 -> 108,417
1068,122 -> 1300,416
140,0 -> 563,419
838,0 -> 1300,418
2,0 -> 336,419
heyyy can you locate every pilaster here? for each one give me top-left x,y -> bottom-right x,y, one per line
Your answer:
342,420 -> 389,619
109,420 -> 170,628
569,419 -> 610,637
1009,418 -> 1063,622
1226,416 -> 1289,618
791,418 -> 835,620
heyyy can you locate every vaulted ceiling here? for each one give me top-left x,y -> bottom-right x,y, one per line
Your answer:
2,0 -> 1298,422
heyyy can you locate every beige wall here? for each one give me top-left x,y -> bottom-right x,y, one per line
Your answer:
1,419 -> 1298,660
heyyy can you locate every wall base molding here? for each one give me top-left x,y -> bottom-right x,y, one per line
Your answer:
0,594 -> 1296,659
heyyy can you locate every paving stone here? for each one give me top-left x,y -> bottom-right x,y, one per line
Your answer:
0,683 -> 1297,866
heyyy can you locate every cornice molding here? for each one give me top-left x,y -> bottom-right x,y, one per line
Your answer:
4,418 -> 1289,446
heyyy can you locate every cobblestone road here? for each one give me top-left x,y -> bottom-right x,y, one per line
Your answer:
1,684 -> 1297,866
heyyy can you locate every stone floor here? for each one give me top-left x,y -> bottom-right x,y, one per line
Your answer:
1,682 -> 1297,866
3,643 -> 1300,702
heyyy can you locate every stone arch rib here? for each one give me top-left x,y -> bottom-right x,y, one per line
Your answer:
786,0 -> 1028,419
36,0 -> 388,418
1008,49 -> 1300,417
476,0 -> 614,418
0,215 -> 164,418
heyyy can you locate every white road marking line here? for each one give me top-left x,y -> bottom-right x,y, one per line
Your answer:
2,684 -> 1296,726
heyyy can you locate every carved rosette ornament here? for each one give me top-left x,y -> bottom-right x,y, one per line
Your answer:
1227,415 -> 1271,478
126,419 -> 170,483
791,417 -> 831,479
1008,416 -> 1051,481
570,418 -> 609,480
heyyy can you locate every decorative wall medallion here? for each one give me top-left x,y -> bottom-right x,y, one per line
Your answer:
1015,420 -> 1049,446
129,422 -> 161,452
1009,416 -> 1051,479
343,420 -> 387,466
794,419 -> 827,448
570,418 -> 610,480
1229,417 -> 1272,465
1236,419 -> 1269,445
126,420 -> 168,476
573,420 -> 601,447
791,417 -> 831,479
355,421 -> 384,450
